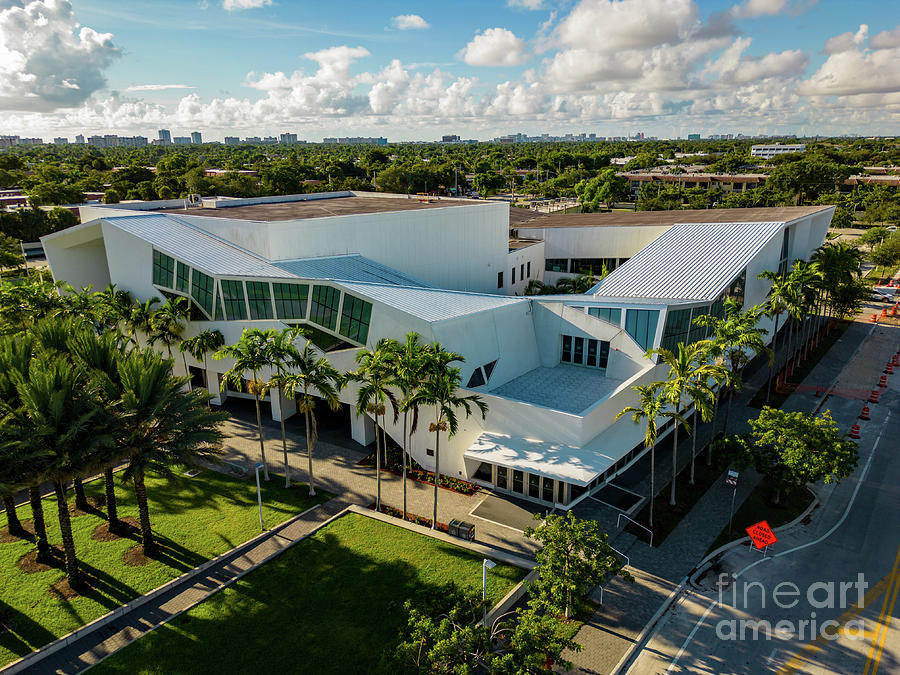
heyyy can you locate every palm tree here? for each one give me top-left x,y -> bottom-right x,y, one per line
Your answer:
267,340 -> 341,497
93,284 -> 134,334
350,342 -> 398,512
127,297 -> 160,346
148,296 -> 189,363
180,329 -> 225,395
646,343 -> 704,506
408,343 -> 488,529
757,269 -> 793,403
215,328 -> 277,480
13,355 -> 113,587
694,300 -> 772,438
615,383 -> 685,531
68,329 -> 130,534
118,349 -> 227,556
261,327 -> 304,488
384,332 -> 429,520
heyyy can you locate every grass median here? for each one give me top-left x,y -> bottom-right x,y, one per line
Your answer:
91,512 -> 528,675
0,468 -> 331,668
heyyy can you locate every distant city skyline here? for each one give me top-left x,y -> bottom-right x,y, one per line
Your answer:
0,0 -> 898,140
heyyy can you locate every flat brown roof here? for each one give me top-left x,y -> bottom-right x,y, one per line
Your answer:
155,194 -> 480,222
512,205 -> 833,229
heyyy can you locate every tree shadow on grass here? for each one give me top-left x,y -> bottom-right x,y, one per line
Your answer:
0,598 -> 58,663
93,515 -> 523,675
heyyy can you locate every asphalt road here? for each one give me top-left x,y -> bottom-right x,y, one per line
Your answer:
626,328 -> 900,675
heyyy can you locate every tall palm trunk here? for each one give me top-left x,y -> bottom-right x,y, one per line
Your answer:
29,486 -> 49,555
766,311 -> 781,403
182,353 -> 192,391
253,385 -> 269,480
2,494 -> 23,537
305,409 -> 316,497
689,408 -> 698,485
203,354 -> 212,407
707,389 -> 720,466
54,481 -> 80,585
73,475 -> 88,511
402,410 -> 409,520
278,389 -> 291,488
374,412 -> 383,511
669,414 -> 679,506
133,469 -> 155,556
648,443 -> 655,531
104,467 -> 121,533
786,320 -> 795,376
432,424 -> 440,530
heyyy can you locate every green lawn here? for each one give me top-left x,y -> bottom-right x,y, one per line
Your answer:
91,512 -> 528,675
0,470 -> 331,667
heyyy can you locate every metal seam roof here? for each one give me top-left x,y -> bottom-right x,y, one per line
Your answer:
272,255 -> 431,287
103,214 -> 295,279
336,281 -> 528,323
591,221 -> 785,301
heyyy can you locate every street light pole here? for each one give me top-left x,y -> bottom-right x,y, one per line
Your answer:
255,462 -> 265,531
482,558 -> 496,624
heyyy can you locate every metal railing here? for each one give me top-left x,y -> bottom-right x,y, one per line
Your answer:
617,513 -> 653,548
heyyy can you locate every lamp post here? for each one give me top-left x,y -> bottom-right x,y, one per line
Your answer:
483,558 -> 496,624
255,462 -> 265,531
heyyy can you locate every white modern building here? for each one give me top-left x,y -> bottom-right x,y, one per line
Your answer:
42,192 -> 834,509
750,143 -> 806,159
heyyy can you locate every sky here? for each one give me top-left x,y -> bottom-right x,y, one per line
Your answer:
0,0 -> 898,141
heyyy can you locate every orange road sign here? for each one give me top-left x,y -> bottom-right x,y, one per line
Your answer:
746,520 -> 778,550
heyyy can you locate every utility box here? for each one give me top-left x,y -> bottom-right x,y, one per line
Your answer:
458,521 -> 475,541
448,519 -> 461,538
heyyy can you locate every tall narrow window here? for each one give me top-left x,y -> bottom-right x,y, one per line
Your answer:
520,264 -> 525,279
527,261 -> 531,278
190,270 -> 214,316
310,285 -> 341,331
561,335 -> 572,362
246,281 -> 273,320
175,261 -> 190,293
221,280 -> 247,320
586,339 -> 598,367
339,294 -> 372,344
573,337 -> 584,364
598,341 -> 610,369
511,268 -> 516,285
497,271 -> 504,289
152,250 -> 175,288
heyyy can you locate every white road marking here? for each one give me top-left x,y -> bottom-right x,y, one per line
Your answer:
665,599 -> 717,674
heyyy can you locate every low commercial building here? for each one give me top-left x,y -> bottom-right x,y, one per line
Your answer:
42,193 -> 833,509
750,143 -> 806,159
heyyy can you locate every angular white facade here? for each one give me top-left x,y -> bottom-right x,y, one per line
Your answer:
42,193 -> 834,509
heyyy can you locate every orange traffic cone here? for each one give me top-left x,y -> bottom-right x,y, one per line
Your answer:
860,406 -> 871,420
849,424 -> 861,439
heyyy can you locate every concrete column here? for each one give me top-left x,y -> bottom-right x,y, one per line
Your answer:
207,370 -> 224,406
350,408 -> 375,446
271,388 -> 297,422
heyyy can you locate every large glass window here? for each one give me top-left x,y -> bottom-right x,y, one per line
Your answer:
688,307 -> 708,344
545,258 -> 568,273
152,250 -> 174,288
310,285 -> 341,331
496,466 -> 508,490
727,269 -> 746,309
561,335 -> 573,362
573,337 -> 584,364
660,308 -> 693,352
513,470 -> 524,493
273,283 -> 308,320
625,309 -> 659,351
247,281 -> 273,320
191,270 -> 214,316
175,261 -> 190,293
221,280 -> 247,320
339,294 -> 372,344
588,307 -> 622,325
215,292 -> 226,321
542,477 -> 554,503
528,474 -> 540,499
561,335 -> 609,370
571,258 -> 617,276
598,341 -> 610,369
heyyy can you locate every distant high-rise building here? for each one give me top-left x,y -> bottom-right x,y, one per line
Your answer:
224,136 -> 240,145
88,135 -> 106,147
245,136 -> 262,144
442,135 -> 460,143
280,132 -> 298,144
75,134 -> 85,145
687,133 -> 701,141
54,137 -> 68,145
322,136 -> 387,145
173,136 -> 191,145
263,136 -> 278,144
190,131 -> 202,144
158,129 -> 172,144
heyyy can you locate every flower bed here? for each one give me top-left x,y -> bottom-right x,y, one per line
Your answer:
367,503 -> 449,533
358,447 -> 479,496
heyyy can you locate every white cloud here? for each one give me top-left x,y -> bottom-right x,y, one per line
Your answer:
732,0 -> 789,18
0,0 -> 119,112
125,84 -> 196,92
555,0 -> 699,52
705,38 -> 808,83
222,0 -> 271,10
799,44 -> 900,96
391,14 -> 429,30
507,0 -> 543,9
823,24 -> 868,54
458,28 -> 527,66
870,25 -> 900,50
